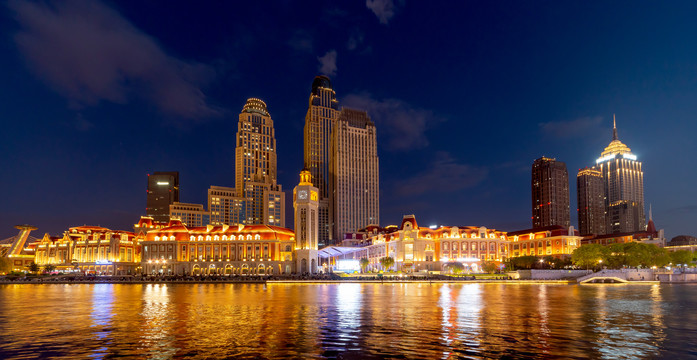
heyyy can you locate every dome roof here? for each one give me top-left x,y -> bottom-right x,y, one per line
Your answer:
242,98 -> 269,116
600,139 -> 632,158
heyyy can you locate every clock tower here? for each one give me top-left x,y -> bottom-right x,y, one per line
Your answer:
293,168 -> 319,273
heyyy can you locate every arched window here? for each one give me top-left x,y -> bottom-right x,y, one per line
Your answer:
230,235 -> 236,241
206,235 -> 211,241
170,236 -> 175,241
254,234 -> 261,241
222,235 -> 227,241
214,235 -> 219,241
154,236 -> 160,241
443,242 -> 449,250
462,242 -> 467,251
190,236 -> 195,241
247,235 -> 252,241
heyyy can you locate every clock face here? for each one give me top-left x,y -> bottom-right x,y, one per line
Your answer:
298,190 -> 308,200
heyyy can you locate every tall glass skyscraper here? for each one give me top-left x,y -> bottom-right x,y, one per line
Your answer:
594,117 -> 644,233
577,167 -> 605,235
146,171 -> 179,223
304,76 -> 339,246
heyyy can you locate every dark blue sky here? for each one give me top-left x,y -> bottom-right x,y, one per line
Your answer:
1,0 -> 696,239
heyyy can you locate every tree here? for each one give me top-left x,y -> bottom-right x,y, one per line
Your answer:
44,264 -> 56,274
359,258 -> 370,273
29,262 -> 40,274
0,257 -> 13,274
571,244 -> 607,270
481,261 -> 498,274
379,257 -> 394,272
507,256 -> 538,270
670,250 -> 694,266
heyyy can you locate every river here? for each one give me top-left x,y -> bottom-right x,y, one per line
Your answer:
0,283 -> 695,359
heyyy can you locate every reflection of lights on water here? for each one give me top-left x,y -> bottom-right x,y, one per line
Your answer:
141,284 -> 175,358
91,284 -> 115,357
336,283 -> 362,333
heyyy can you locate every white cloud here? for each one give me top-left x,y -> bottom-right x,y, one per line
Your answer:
342,93 -> 438,151
317,50 -> 338,77
8,0 -> 219,119
394,152 -> 488,197
347,31 -> 364,51
366,0 -> 396,24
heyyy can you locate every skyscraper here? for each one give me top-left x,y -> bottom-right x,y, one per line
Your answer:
235,98 -> 284,227
304,76 -> 339,245
595,116 -> 644,233
531,157 -> 570,228
146,171 -> 179,223
577,167 -> 605,235
330,108 -> 380,240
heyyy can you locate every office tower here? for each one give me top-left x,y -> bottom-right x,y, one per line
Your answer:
577,167 -> 605,235
146,171 -> 179,223
169,202 -> 210,227
595,116 -> 644,233
531,157 -> 570,228
234,98 -> 285,227
304,76 -> 339,245
330,108 -> 380,240
208,186 -> 245,226
293,168 -> 319,274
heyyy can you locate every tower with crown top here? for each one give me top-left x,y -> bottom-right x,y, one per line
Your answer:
293,168 -> 319,273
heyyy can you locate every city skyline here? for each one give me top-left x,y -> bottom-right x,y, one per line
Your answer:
2,1 -> 697,239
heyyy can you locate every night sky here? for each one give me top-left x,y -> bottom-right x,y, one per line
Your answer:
2,0 -> 696,239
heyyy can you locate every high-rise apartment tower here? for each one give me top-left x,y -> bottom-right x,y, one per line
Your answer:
146,171 -> 179,223
330,108 -> 380,240
577,167 -> 605,235
531,157 -> 570,228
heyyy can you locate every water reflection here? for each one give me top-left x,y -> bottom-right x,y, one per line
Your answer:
0,283 -> 695,359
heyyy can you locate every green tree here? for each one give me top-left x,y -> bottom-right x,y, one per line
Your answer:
29,262 -> 40,274
571,244 -> 607,269
379,257 -> 394,272
508,256 -> 538,270
0,257 -> 13,274
359,258 -> 370,273
670,250 -> 694,266
481,261 -> 498,274
44,264 -> 56,274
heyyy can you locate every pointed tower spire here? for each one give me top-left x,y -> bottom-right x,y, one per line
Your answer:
612,114 -> 618,141
649,203 -> 653,221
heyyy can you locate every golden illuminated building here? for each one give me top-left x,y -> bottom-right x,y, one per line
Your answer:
506,226 -> 582,258
0,225 -> 39,271
141,220 -> 296,275
169,202 -> 210,227
34,225 -> 140,274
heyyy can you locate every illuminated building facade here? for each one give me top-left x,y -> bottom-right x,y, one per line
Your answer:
208,186 -> 245,226
330,108 -> 380,241
170,202 -> 210,227
321,215 -> 509,273
594,116 -> 645,233
0,225 -> 39,271
304,76 -> 340,246
235,98 -> 285,227
577,167 -> 605,235
34,226 -> 140,275
142,169 -> 319,275
146,171 -> 179,223
531,157 -> 570,228
293,169 -> 320,273
506,226 -> 582,258
141,220 -> 296,275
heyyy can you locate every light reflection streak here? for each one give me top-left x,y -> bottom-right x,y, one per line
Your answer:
140,284 -> 175,359
90,284 -> 114,358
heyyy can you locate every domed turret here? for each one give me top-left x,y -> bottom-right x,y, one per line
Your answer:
241,98 -> 269,116
311,75 -> 332,95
